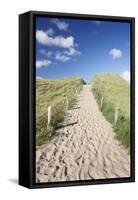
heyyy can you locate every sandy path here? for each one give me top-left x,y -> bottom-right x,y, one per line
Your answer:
36,85 -> 130,183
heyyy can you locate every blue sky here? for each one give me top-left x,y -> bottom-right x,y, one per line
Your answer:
36,17 -> 130,83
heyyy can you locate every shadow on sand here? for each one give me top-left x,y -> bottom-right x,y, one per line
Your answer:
56,121 -> 78,129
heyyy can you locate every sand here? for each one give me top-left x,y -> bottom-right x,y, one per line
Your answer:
36,85 -> 130,183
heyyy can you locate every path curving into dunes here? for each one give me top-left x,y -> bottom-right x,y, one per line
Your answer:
36,85 -> 130,183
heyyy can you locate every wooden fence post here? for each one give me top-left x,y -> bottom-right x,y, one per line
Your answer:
47,106 -> 52,128
94,91 -> 96,98
93,91 -> 95,97
100,96 -> 104,109
114,106 -> 119,125
65,96 -> 69,110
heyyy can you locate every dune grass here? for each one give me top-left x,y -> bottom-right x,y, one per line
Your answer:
36,77 -> 85,146
92,74 -> 130,148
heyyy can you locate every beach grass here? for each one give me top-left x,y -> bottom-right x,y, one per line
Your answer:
36,77 -> 85,146
92,74 -> 130,148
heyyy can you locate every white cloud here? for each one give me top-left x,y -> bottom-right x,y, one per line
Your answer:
36,30 -> 74,48
54,47 -> 81,63
46,28 -> 54,36
55,51 -> 70,62
39,49 -> 53,57
47,51 -> 53,57
93,20 -> 102,25
121,71 -> 130,83
39,47 -> 80,64
109,48 -> 122,59
64,47 -> 81,56
52,19 -> 69,31
36,59 -> 52,68
36,76 -> 44,79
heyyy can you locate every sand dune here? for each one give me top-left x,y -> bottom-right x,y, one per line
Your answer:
36,85 -> 130,183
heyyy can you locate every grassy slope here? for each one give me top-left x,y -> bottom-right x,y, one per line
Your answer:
36,77 -> 84,146
92,74 -> 130,148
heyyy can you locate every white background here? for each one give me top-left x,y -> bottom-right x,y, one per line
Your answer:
0,0 -> 137,199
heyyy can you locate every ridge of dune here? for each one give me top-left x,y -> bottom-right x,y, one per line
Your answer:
36,85 -> 130,183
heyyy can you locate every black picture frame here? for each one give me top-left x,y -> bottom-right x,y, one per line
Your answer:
19,10 -> 135,189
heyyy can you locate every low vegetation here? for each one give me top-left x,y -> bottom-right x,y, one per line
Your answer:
92,74 -> 130,148
36,77 -> 85,146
